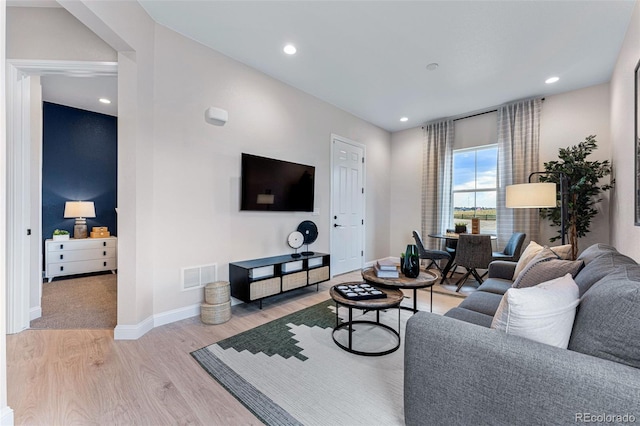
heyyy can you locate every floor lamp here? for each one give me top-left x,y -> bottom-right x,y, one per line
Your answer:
505,172 -> 568,245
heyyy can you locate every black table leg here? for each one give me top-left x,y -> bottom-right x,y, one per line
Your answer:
430,285 -> 433,312
348,307 -> 353,350
441,256 -> 455,283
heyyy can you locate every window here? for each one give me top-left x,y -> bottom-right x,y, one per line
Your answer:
452,145 -> 498,234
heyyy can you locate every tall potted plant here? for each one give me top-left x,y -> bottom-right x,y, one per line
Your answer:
538,135 -> 614,260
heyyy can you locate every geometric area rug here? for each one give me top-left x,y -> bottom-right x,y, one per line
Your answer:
191,299 -> 413,425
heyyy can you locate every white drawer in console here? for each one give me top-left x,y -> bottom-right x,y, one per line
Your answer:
47,237 -> 116,252
46,258 -> 117,277
47,247 -> 116,264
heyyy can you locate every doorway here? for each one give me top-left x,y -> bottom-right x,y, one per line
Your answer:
330,135 -> 365,276
5,60 -> 118,334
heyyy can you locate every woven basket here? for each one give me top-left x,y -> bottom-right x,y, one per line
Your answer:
201,301 -> 231,325
205,281 -> 230,305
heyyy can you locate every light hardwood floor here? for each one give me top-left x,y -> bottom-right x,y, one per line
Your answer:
7,271 -> 463,425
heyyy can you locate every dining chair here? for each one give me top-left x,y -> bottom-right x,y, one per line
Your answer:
492,232 -> 526,262
412,230 -> 451,278
443,228 -> 458,278
453,234 -> 493,292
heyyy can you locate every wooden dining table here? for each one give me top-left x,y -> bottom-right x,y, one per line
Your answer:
427,233 -> 497,282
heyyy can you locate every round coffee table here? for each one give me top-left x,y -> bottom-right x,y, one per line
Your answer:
329,284 -> 404,357
361,268 -> 438,313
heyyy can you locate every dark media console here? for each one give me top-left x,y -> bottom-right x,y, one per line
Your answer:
229,253 -> 330,308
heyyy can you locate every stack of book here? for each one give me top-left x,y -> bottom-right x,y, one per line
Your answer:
374,259 -> 399,278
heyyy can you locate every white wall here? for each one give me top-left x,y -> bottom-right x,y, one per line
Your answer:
6,7 -> 116,61
60,1 -> 390,328
1,2 -> 15,425
149,25 -> 391,313
539,83 -> 612,253
455,112 -> 498,150
390,85 -> 613,254
610,0 -> 640,261
389,127 -> 423,254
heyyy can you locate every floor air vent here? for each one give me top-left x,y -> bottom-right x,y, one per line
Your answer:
181,263 -> 218,291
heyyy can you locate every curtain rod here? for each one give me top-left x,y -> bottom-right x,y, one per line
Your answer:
421,98 -> 545,128
453,109 -> 496,122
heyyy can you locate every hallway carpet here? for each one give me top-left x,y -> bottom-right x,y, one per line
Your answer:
30,273 -> 117,329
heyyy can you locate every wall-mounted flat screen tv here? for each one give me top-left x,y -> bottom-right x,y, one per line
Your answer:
241,153 -> 315,212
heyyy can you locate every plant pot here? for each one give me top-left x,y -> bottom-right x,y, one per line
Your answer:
455,225 -> 467,234
53,234 -> 69,241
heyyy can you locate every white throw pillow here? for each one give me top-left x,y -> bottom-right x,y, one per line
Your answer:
491,274 -> 580,348
547,244 -> 572,260
512,241 -> 543,279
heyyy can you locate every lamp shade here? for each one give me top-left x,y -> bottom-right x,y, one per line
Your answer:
64,201 -> 96,218
506,182 -> 556,208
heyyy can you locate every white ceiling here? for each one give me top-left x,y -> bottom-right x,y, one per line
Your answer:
137,0 -> 636,132
41,75 -> 118,117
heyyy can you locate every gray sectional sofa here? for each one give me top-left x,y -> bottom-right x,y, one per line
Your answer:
404,243 -> 640,425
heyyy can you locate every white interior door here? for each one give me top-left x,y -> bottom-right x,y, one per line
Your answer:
330,136 -> 364,275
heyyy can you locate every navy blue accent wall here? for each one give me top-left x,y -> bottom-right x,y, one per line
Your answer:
42,102 -> 117,248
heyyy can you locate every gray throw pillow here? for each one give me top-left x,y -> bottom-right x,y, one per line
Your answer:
568,265 -> 640,369
573,252 -> 637,296
576,243 -> 618,265
512,258 -> 584,289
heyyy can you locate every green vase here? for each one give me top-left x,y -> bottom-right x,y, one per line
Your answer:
402,244 -> 420,278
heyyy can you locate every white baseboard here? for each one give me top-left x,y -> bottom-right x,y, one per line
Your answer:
153,303 -> 200,328
114,316 -> 153,340
114,303 -> 203,340
0,406 -> 14,426
29,306 -> 42,321
368,256 -> 400,268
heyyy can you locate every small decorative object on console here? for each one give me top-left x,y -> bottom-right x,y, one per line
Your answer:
335,283 -> 387,300
90,226 -> 111,238
287,231 -> 304,258
52,229 -> 70,241
297,220 -> 318,256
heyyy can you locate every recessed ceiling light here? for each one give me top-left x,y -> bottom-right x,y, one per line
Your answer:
283,44 -> 297,55
426,63 -> 439,71
545,76 -> 560,84
99,98 -> 111,104
400,117 -> 409,122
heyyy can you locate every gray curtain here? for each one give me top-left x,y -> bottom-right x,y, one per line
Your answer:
496,98 -> 543,249
421,120 -> 454,250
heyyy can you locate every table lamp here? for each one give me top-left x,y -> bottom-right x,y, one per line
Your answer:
64,201 -> 96,239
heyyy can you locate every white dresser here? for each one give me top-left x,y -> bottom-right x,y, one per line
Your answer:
45,236 -> 117,282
